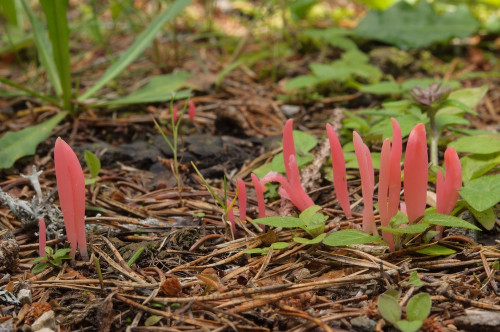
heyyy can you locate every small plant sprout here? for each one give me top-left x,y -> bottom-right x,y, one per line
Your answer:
237,179 -> 247,222
403,124 -> 428,223
326,124 -> 351,217
38,217 -> 46,257
251,174 -> 266,218
188,100 -> 196,121
32,247 -> 73,274
436,147 -> 462,237
353,132 -> 377,235
54,138 -> 88,260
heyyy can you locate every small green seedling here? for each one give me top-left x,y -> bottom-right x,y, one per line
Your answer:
32,247 -> 73,274
377,290 -> 431,332
244,242 -> 290,255
84,150 -> 101,185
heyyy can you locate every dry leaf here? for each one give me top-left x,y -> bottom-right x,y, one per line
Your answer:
160,277 -> 182,297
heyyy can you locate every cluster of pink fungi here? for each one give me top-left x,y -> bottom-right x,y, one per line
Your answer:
40,104 -> 462,258
229,118 -> 462,252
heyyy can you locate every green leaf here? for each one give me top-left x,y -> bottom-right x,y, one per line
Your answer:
53,248 -> 72,258
45,246 -> 53,255
438,99 -> 476,115
255,216 -> 305,228
0,112 -> 67,169
0,0 -> 21,26
379,223 -> 430,235
40,0 -> 72,111
461,153 -> 500,184
284,75 -> 320,90
244,248 -> 267,255
468,206 -> 495,231
378,292 -> 401,324
84,150 -> 101,178
271,152 -> 314,173
434,114 -> 469,132
449,135 -> 500,155
32,263 -> 50,274
289,0 -> 318,20
416,244 -> 456,256
356,0 -> 396,10
323,229 -> 380,246
360,81 -> 402,95
459,174 -> 500,212
32,256 -> 47,264
438,86 -> 488,115
293,233 -> 326,244
103,73 -> 192,106
145,315 -> 162,327
271,242 -> 290,250
406,293 -> 431,321
78,0 -> 191,101
390,211 -> 409,228
20,0 -> 62,95
407,271 -> 424,287
293,130 -> 318,154
395,320 -> 423,332
423,213 -> 481,231
299,205 -> 322,222
353,1 -> 479,49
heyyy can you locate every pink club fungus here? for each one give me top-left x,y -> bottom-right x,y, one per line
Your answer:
188,100 -> 196,121
353,132 -> 377,235
403,124 -> 428,223
54,137 -> 88,260
237,179 -> 247,222
38,217 -> 46,257
251,174 -> 266,218
326,124 -> 351,217
436,147 -> 462,237
172,106 -> 179,124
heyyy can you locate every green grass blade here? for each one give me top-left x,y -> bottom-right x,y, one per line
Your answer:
20,0 -> 62,96
40,0 -> 72,112
0,0 -> 20,26
0,76 -> 61,106
78,0 -> 191,101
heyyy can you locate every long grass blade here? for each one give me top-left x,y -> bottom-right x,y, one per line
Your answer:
78,0 -> 191,101
20,0 -> 62,96
40,0 -> 72,112
0,76 -> 61,106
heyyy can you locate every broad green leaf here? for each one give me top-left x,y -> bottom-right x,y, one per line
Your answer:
459,174 -> 500,212
20,0 -> 62,95
299,205 -> 322,222
323,229 -> 380,246
293,233 -> 326,244
377,292 -> 401,324
53,248 -> 72,258
395,320 -> 423,332
145,315 -> 162,326
390,211 -> 409,228
353,1 -> 479,49
379,223 -> 430,235
284,75 -> 320,90
32,256 -> 46,264
271,152 -> 314,173
384,289 -> 401,299
310,63 -> 345,80
449,135 -> 500,154
255,216 -> 305,228
244,248 -> 267,254
40,0 -> 72,110
292,130 -> 318,153
0,112 -> 67,169
438,99 -> 476,115
435,114 -> 469,132
345,152 -> 381,170
416,244 -> 456,256
271,242 -> 290,250
468,206 -> 495,231
104,73 -> 192,106
32,263 -> 50,274
78,0 -> 191,101
84,150 -> 101,178
423,213 -> 481,231
438,86 -> 488,115
407,271 -> 424,287
360,81 -> 401,95
406,293 -> 431,321
461,153 -> 500,184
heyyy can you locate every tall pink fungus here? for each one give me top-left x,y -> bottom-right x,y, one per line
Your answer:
237,179 -> 247,222
38,217 -> 46,257
251,174 -> 266,218
353,132 -> 377,235
436,147 -> 462,237
226,199 -> 237,236
388,118 -> 402,219
403,124 -> 428,223
378,138 -> 394,250
188,100 -> 196,121
54,137 -> 88,260
326,124 -> 351,217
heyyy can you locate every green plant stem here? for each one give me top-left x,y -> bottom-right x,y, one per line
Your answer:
0,77 -> 62,107
94,256 -> 104,291
127,247 -> 145,266
429,113 -> 439,166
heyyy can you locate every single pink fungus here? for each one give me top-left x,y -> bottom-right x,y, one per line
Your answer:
326,124 -> 351,217
172,106 -> 179,124
54,138 -> 88,260
403,124 -> 428,223
377,118 -> 402,251
188,100 -> 196,121
251,174 -> 266,218
436,147 -> 462,237
38,217 -> 46,257
226,199 -> 237,236
237,179 -> 247,222
260,120 -> 314,212
353,132 -> 377,235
